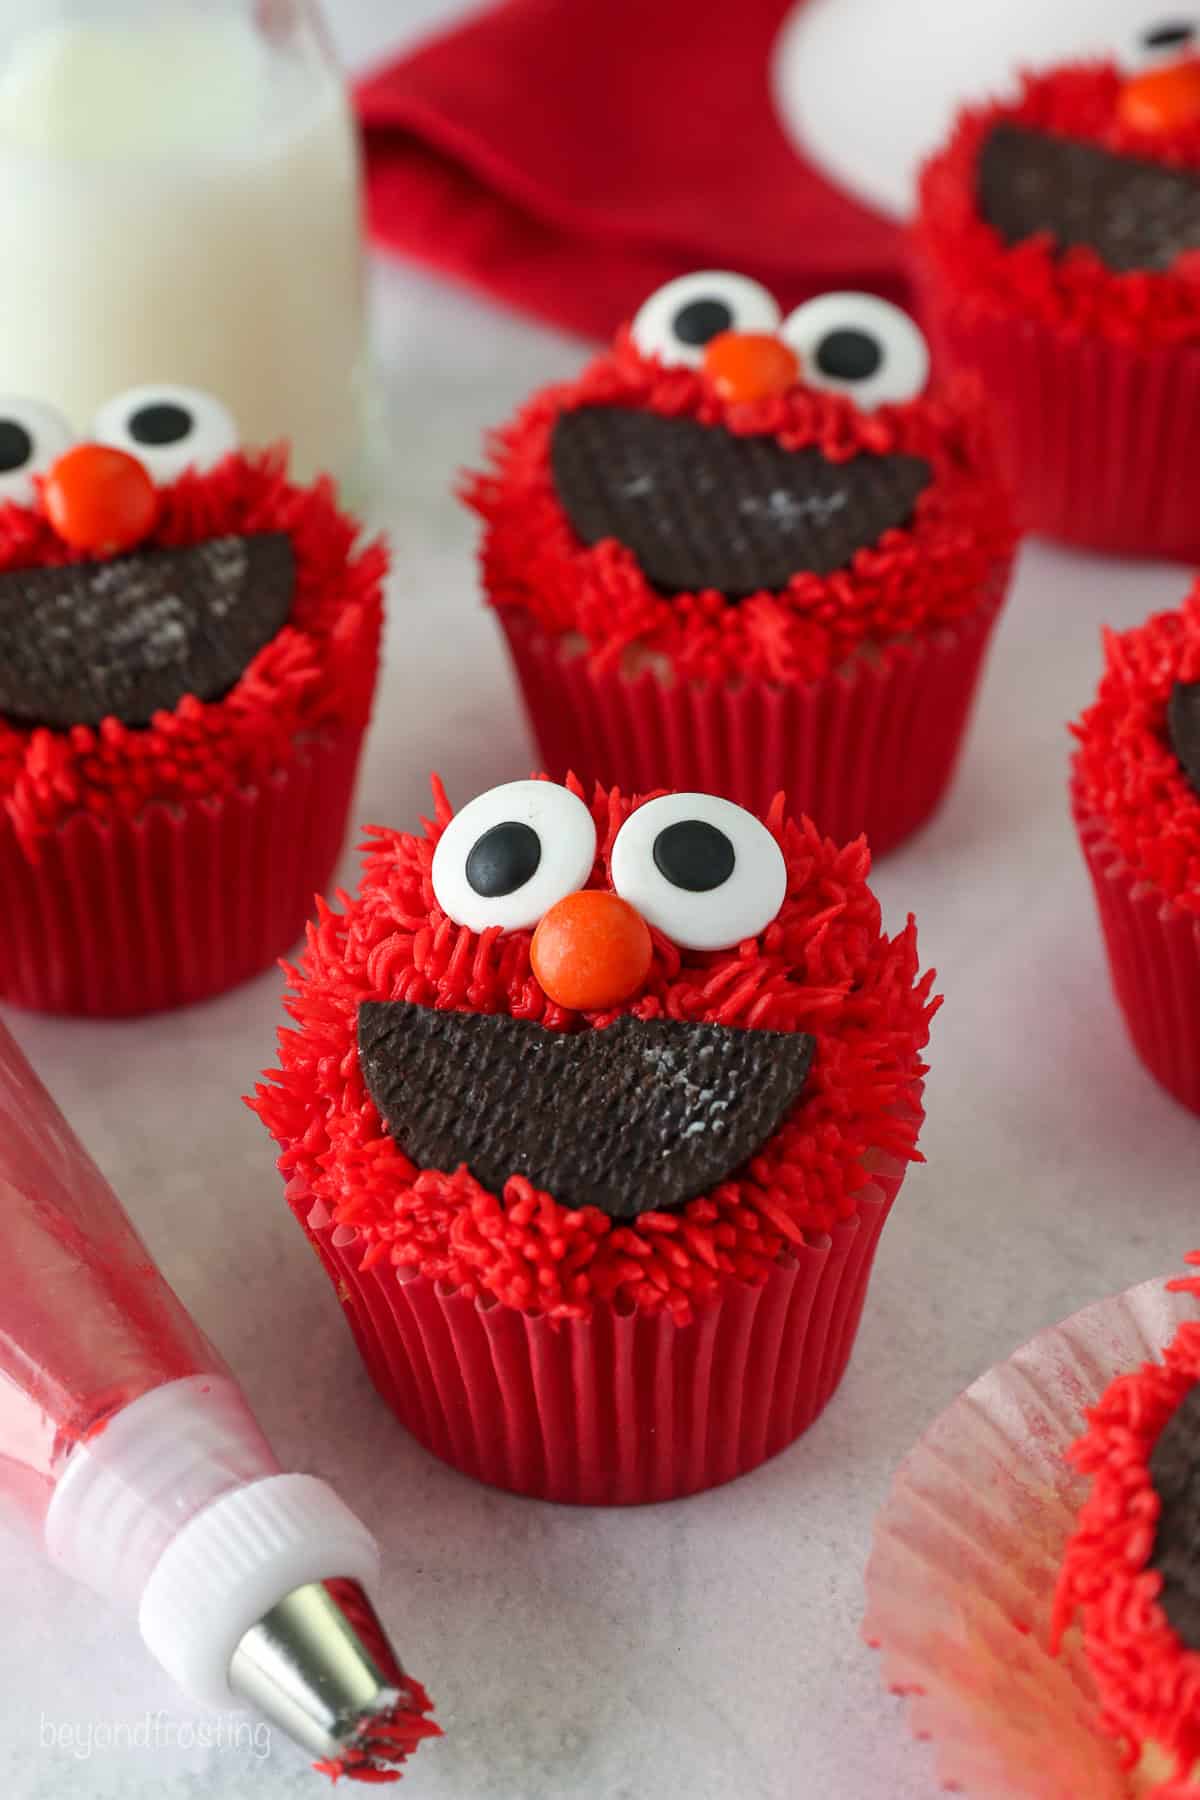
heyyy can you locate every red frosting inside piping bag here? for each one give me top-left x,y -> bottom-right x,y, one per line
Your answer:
251,777 -> 936,1324
0,451 -> 384,852
0,1020 -> 224,1528
917,61 -> 1200,348
465,332 -> 1012,685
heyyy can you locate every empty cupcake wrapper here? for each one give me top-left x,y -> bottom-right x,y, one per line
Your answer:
288,1142 -> 917,1507
498,587 -> 1007,858
864,1274 -> 1199,1799
1073,789 -> 1200,1116
0,726 -> 366,1017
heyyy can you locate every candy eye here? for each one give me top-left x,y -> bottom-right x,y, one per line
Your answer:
631,272 -> 782,368
0,398 -> 73,507
431,780 -> 598,934
1138,18 -> 1196,56
91,384 -> 238,482
782,292 -> 930,408
610,793 -> 787,952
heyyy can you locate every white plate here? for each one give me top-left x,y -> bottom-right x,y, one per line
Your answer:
771,0 -> 1175,218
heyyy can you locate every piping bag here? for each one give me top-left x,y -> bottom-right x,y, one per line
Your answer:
0,1019 -> 439,1782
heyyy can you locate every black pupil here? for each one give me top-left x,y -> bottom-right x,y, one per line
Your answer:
673,298 -> 734,348
1142,20 -> 1195,47
0,420 -> 34,474
465,821 -> 542,898
815,328 -> 883,382
653,820 -> 736,893
128,402 -> 194,447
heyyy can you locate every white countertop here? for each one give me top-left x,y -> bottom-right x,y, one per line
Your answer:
3,4 -> 1198,1796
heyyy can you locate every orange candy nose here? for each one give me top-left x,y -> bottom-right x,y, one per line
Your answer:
1118,56 -> 1200,134
43,444 -> 158,556
531,889 -> 653,1013
703,330 -> 799,403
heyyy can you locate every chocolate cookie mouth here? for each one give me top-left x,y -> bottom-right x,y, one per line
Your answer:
1168,679 -> 1200,796
0,531 -> 295,730
1149,1384 -> 1200,1647
977,120 -> 1200,272
550,406 -> 931,595
358,1001 -> 816,1221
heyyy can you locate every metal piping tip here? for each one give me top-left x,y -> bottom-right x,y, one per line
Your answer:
228,1578 -> 405,1763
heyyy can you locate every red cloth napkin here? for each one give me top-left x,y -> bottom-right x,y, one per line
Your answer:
355,0 -> 908,341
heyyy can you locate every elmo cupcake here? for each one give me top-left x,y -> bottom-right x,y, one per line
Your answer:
468,273 -> 1014,857
1053,1260 -> 1200,1794
0,385 -> 384,1016
915,38 -> 1200,557
1071,583 -> 1200,1114
251,776 -> 935,1505
864,1261 -> 1200,1798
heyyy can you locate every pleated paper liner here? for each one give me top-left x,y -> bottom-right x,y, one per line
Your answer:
1073,784 -> 1200,1116
288,1142 -> 916,1507
498,585 -> 1007,859
0,725 -> 365,1018
918,270 -> 1200,559
864,1274 -> 1200,1799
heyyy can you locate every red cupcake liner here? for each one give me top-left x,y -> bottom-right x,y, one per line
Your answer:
289,1143 -> 913,1507
1073,781 -> 1200,1115
0,727 -> 366,1017
918,276 -> 1200,559
498,594 -> 1006,857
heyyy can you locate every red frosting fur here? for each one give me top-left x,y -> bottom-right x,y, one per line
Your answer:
466,334 -> 1012,684
1051,1256 -> 1200,1790
312,1579 -> 440,1786
250,778 -> 936,1324
0,452 -> 385,849
917,62 -> 1200,347
1071,585 -> 1200,913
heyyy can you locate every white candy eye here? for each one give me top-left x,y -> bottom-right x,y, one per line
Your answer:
0,398 -> 73,507
610,793 -> 787,952
431,780 -> 598,934
1136,17 -> 1196,61
92,384 -> 238,482
631,272 -> 782,369
782,292 -> 929,408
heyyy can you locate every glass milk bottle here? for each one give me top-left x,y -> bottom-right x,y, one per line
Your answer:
0,0 -> 365,485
